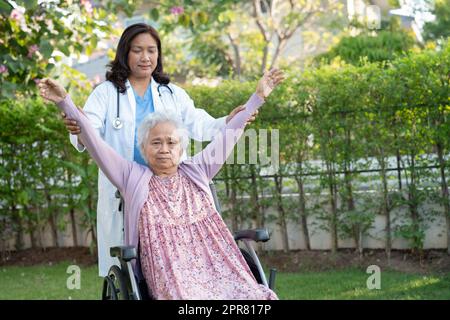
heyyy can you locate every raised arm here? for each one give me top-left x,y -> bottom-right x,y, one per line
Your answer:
191,69 -> 284,180
68,85 -> 109,152
39,79 -> 132,194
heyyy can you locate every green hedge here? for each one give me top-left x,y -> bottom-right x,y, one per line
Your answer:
1,43 -> 449,254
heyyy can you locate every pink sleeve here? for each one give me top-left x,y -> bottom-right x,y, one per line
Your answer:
191,93 -> 265,180
57,95 -> 132,193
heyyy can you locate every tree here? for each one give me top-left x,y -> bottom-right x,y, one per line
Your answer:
315,30 -> 415,65
0,0 -> 134,100
145,0 -> 345,79
423,0 -> 450,42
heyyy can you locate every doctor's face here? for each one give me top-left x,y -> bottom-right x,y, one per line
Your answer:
127,32 -> 159,80
145,121 -> 183,174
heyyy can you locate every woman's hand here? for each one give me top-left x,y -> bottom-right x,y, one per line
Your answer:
226,69 -> 284,124
38,78 -> 68,104
62,113 -> 82,135
39,78 -> 85,140
256,68 -> 285,100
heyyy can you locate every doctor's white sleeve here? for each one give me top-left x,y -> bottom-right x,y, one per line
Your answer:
69,85 -> 108,152
178,88 -> 227,141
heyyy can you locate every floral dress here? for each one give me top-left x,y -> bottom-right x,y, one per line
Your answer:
138,171 -> 278,300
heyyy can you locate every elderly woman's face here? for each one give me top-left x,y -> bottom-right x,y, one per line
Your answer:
145,121 -> 183,172
128,32 -> 158,80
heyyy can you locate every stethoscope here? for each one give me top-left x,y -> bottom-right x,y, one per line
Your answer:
112,83 -> 175,130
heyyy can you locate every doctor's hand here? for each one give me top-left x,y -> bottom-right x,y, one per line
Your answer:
62,112 -> 83,135
226,105 -> 259,125
38,78 -> 68,104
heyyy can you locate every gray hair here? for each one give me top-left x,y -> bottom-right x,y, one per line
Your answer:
137,112 -> 189,164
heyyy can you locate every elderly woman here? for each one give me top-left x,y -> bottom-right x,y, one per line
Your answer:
39,69 -> 284,300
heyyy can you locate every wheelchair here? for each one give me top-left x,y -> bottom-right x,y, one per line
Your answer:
101,182 -> 277,300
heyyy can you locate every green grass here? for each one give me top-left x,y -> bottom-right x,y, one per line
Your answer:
275,268 -> 450,300
0,262 -> 103,300
1,262 -> 449,300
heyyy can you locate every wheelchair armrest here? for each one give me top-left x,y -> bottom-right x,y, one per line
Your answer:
110,246 -> 137,262
234,228 -> 270,243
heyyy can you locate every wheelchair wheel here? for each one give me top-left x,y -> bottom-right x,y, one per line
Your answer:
240,248 -> 263,284
102,276 -> 118,300
102,265 -> 130,300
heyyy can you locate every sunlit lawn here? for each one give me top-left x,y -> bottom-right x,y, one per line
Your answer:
1,262 -> 449,300
276,268 -> 450,300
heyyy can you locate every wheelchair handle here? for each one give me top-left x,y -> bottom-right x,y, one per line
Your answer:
209,181 -> 222,214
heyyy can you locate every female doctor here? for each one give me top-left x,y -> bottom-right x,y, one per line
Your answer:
63,23 -> 256,277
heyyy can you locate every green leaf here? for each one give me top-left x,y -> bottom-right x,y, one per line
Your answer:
39,39 -> 53,58
150,8 -> 159,21
0,1 -> 13,14
178,13 -> 190,27
198,11 -> 208,24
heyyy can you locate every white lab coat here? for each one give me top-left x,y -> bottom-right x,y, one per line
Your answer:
70,77 -> 226,276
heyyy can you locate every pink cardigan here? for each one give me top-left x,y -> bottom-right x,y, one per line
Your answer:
57,93 -> 264,277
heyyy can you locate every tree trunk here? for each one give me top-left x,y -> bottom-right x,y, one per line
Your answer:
396,149 -> 403,190
36,206 -> 45,250
261,43 -> 269,74
230,167 -> 239,232
46,194 -> 59,248
250,165 -> 261,229
344,159 -> 360,257
295,168 -> 311,250
250,165 -> 266,253
378,151 -> 391,263
226,33 -> 241,80
436,142 -> 450,255
269,38 -> 287,70
66,171 -> 79,247
407,153 -> 422,257
274,174 -> 289,253
325,160 -> 338,254
48,213 -> 58,248
70,208 -> 78,247
27,215 -> 37,249
12,204 -> 24,251
87,191 -> 97,246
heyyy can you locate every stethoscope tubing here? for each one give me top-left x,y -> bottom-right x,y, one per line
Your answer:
112,84 -> 174,130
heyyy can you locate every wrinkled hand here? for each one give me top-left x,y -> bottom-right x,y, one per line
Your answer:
256,68 -> 285,99
39,78 -> 85,136
226,105 -> 259,125
38,78 -> 67,104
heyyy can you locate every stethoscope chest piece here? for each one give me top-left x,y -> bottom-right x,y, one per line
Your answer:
113,117 -> 123,129
112,83 -> 175,130
113,86 -> 123,130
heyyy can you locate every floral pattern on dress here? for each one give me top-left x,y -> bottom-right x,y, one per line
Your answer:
138,171 -> 278,300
